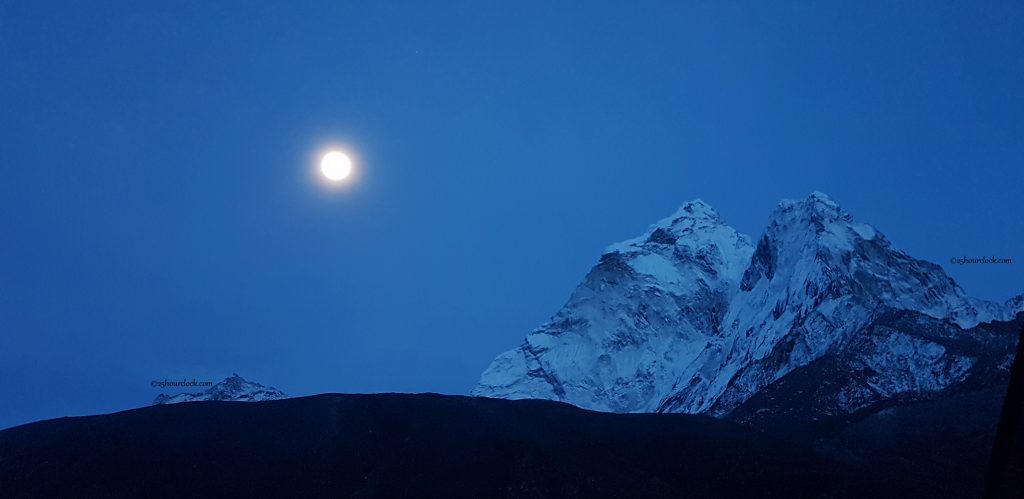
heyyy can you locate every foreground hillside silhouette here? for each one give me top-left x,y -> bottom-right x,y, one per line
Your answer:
0,391 -> 1006,498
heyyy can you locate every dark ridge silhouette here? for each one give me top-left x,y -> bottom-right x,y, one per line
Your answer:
0,390 -> 1011,498
0,393 -> 925,498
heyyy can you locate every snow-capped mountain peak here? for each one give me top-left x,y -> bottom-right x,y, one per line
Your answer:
153,374 -> 287,405
608,199 -> 732,246
670,192 -> 1004,414
605,199 -> 753,286
476,192 -> 1021,420
742,192 -> 993,327
656,198 -> 722,226
475,199 -> 754,413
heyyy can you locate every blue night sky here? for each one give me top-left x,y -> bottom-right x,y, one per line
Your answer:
1,1 -> 1021,429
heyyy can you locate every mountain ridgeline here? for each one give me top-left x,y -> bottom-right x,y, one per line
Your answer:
474,192 -> 1022,425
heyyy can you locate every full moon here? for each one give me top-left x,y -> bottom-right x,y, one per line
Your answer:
320,151 -> 352,181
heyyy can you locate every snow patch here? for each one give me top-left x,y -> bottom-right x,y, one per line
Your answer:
628,253 -> 683,283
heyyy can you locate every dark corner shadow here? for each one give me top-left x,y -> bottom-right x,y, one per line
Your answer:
986,321 -> 1024,497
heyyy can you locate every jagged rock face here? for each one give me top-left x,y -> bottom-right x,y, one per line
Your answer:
1006,295 -> 1024,319
475,192 -> 1019,418
475,200 -> 753,412
153,374 -> 287,405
